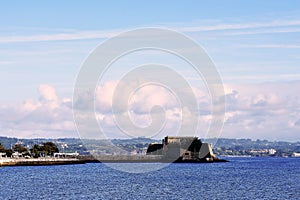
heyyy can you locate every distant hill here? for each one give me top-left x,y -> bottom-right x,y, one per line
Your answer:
0,136 -> 19,149
203,138 -> 300,149
1,136 -> 299,157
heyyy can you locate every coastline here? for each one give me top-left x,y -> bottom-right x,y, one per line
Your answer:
0,155 -> 228,167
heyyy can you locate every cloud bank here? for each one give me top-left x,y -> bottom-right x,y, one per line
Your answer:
0,81 -> 299,141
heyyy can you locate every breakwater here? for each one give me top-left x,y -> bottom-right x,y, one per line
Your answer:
79,155 -> 228,163
0,158 -> 85,167
80,155 -> 164,163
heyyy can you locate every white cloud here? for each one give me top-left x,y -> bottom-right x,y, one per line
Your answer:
225,27 -> 300,36
0,30 -> 119,43
128,84 -> 179,114
221,81 -> 300,141
38,84 -> 58,102
0,84 -> 76,138
95,81 -> 184,138
95,81 -> 118,113
179,20 -> 300,32
240,44 -> 300,49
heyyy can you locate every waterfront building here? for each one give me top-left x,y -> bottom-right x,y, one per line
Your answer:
291,152 -> 300,157
0,152 -> 6,158
53,152 -> 79,158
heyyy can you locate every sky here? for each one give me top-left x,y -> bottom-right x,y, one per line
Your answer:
0,1 -> 300,141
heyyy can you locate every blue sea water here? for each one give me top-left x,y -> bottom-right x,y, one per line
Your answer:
0,157 -> 299,200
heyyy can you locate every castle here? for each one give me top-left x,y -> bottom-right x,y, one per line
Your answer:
146,136 -> 216,162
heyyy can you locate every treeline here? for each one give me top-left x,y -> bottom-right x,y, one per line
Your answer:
0,142 -> 59,158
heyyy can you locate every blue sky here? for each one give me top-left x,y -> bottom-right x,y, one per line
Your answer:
0,1 -> 300,141
1,1 -> 299,29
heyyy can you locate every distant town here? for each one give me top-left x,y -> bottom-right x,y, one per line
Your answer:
0,136 -> 299,158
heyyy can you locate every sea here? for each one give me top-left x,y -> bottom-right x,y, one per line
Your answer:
0,157 -> 299,200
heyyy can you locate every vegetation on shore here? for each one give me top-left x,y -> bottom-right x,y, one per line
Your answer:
0,142 -> 59,158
